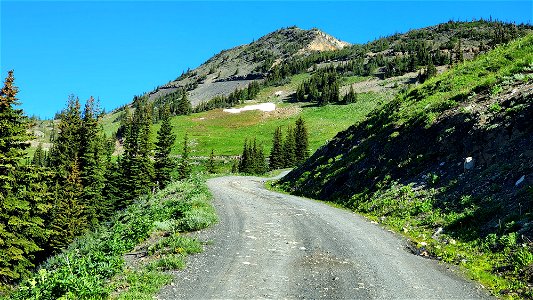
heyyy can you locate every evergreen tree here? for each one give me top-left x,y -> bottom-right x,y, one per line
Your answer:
178,92 -> 192,115
32,142 -> 45,166
282,125 -> 296,168
269,127 -> 284,170
154,105 -> 176,189
207,149 -> 216,174
48,159 -> 87,251
49,95 -> 82,177
177,133 -> 191,180
118,99 -> 154,207
294,117 -> 309,165
238,139 -> 250,173
343,86 -> 357,104
253,140 -> 268,175
79,97 -> 106,226
0,70 -> 49,284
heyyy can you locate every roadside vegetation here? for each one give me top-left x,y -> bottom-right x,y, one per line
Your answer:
278,34 -> 533,298
7,176 -> 216,299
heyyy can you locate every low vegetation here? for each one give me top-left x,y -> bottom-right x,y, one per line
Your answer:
6,176 -> 216,299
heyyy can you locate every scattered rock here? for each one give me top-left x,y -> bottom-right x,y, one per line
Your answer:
464,157 -> 474,171
432,227 -> 443,239
515,175 -> 525,186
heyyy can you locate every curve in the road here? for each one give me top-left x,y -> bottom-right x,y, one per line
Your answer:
157,175 -> 492,299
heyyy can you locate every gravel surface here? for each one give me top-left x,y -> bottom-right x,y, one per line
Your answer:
157,175 -> 492,299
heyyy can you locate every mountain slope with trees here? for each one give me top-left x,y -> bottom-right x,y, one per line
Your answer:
278,34 -> 533,298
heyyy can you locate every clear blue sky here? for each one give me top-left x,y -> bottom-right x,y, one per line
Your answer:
1,1 -> 531,119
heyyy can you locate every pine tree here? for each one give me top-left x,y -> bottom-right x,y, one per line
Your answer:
48,159 -> 87,251
79,96 -> 106,226
253,140 -> 268,175
0,70 -> 50,284
207,149 -> 216,174
178,92 -> 192,115
269,127 -> 284,170
294,117 -> 309,165
238,139 -> 250,173
343,86 -> 357,104
177,133 -> 191,180
32,142 -> 45,166
154,105 -> 176,188
49,95 -> 82,177
282,125 -> 296,168
117,100 -> 155,207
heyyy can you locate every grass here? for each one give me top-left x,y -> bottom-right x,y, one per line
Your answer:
6,175 -> 217,300
153,91 -> 390,158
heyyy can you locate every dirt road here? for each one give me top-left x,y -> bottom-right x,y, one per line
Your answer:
157,175 -> 491,299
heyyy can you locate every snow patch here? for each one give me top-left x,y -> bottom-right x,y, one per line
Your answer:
223,103 -> 276,114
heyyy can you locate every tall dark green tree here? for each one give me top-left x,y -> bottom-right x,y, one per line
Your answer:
343,86 -> 357,104
79,96 -> 106,226
0,70 -> 50,284
49,95 -> 82,176
118,99 -> 155,207
294,117 -> 309,165
177,133 -> 191,180
178,92 -> 192,115
154,105 -> 176,189
282,125 -> 296,168
32,142 -> 45,167
269,127 -> 284,170
206,149 -> 216,174
48,159 -> 87,251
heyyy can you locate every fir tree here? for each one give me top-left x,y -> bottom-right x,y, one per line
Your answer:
177,133 -> 191,180
294,117 -> 309,165
48,159 -> 87,251
49,95 -> 82,177
343,86 -> 357,104
118,99 -> 154,207
269,127 -> 284,170
79,97 -> 106,226
282,125 -> 296,168
207,149 -> 216,174
238,139 -> 250,173
178,92 -> 192,115
32,142 -> 45,166
154,105 -> 176,188
0,70 -> 49,284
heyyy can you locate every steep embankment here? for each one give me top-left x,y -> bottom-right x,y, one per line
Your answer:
279,35 -> 533,297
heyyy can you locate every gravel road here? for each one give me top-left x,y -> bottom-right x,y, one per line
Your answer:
157,175 -> 492,299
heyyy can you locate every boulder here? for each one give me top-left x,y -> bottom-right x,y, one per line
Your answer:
464,157 -> 474,171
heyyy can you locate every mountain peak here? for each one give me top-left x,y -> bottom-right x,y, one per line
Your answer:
147,27 -> 349,105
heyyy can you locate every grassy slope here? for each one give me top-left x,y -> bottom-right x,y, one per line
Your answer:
278,34 -> 533,298
7,176 -> 216,300
100,73 -> 392,158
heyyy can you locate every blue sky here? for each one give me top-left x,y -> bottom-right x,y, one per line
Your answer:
1,1 -> 531,119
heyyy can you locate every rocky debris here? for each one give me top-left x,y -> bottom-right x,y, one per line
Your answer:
464,157 -> 475,171
516,175 -> 525,187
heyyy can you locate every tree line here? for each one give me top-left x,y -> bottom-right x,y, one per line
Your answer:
237,117 -> 309,175
0,71 -> 186,291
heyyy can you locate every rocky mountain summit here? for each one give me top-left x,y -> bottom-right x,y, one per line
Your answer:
147,27 -> 349,106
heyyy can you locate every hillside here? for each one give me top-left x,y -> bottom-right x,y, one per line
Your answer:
278,34 -> 533,297
89,20 -> 531,157
146,27 -> 349,107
